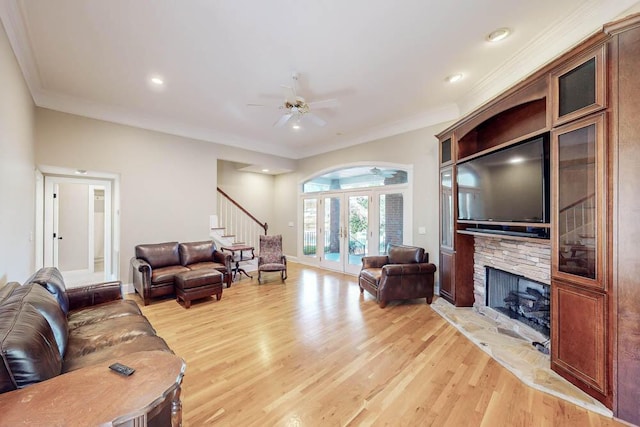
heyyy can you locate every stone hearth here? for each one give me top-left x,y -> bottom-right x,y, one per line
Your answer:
430,298 -> 611,416
432,234 -> 611,416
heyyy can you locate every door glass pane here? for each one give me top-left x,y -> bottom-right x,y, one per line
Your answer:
557,124 -> 596,279
348,195 -> 368,266
303,199 -> 317,256
324,197 -> 341,262
441,138 -> 452,164
441,170 -> 453,248
559,58 -> 596,117
379,193 -> 403,254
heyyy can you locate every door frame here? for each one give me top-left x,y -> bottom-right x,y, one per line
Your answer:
297,162 -> 413,275
37,166 -> 120,282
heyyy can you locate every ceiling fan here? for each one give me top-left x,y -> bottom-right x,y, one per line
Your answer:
248,73 -> 339,128
370,167 -> 397,178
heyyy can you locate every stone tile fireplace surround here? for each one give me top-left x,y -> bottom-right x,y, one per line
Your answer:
472,235 -> 551,343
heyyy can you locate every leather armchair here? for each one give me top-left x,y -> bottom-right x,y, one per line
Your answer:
358,244 -> 436,308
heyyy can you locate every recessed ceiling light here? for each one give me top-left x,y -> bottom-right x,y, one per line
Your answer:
487,28 -> 511,42
150,77 -> 164,86
292,123 -> 301,130
446,73 -> 463,83
262,168 -> 270,173
75,169 -> 88,175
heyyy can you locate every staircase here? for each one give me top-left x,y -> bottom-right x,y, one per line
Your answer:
558,194 -> 595,246
212,188 -> 268,272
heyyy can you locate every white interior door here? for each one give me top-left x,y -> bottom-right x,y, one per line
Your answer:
44,176 -> 113,286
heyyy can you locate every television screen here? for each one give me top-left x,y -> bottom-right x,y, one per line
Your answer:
457,135 -> 549,223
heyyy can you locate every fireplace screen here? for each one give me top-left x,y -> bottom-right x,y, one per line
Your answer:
486,267 -> 550,338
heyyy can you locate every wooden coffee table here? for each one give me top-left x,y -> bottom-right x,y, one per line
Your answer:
0,350 -> 186,426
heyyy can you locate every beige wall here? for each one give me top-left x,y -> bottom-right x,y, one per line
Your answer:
35,108 -> 293,284
0,20 -> 35,284
273,123 -> 452,266
34,109 -> 213,282
217,160 -> 274,230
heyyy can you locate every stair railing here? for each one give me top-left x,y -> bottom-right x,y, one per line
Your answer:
558,193 -> 595,245
216,187 -> 268,250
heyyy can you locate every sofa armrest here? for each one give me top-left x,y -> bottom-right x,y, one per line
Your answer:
382,262 -> 437,276
131,258 -> 152,305
213,250 -> 233,270
67,281 -> 123,311
361,255 -> 389,269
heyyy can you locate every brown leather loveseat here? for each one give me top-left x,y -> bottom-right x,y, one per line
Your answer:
131,240 -> 232,305
358,244 -> 437,308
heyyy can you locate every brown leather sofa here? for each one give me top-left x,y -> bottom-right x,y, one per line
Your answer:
0,267 -> 176,392
131,240 -> 232,305
358,244 -> 437,308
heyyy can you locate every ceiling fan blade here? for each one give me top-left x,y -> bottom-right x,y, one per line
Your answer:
273,113 -> 294,128
306,112 -> 327,127
281,85 -> 297,105
307,98 -> 340,109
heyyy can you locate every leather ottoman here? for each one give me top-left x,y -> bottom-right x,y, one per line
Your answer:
174,269 -> 223,308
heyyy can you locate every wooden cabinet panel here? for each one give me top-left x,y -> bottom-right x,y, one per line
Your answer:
551,281 -> 607,397
439,250 -> 454,303
612,22 -> 640,425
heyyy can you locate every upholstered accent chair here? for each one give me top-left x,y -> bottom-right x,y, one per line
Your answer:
358,244 -> 437,308
257,235 -> 287,284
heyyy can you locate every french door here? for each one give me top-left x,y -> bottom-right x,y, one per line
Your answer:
302,190 -> 407,275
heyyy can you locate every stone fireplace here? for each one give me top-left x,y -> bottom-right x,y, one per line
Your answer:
472,235 -> 551,341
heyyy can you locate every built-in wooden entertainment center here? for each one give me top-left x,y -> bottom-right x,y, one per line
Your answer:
437,13 -> 640,424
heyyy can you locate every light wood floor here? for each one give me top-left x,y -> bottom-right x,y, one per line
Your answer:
133,262 -> 625,427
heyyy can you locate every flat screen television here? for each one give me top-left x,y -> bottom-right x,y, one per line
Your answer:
456,133 -> 550,224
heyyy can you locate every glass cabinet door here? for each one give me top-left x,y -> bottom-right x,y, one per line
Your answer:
552,46 -> 605,125
440,168 -> 454,249
552,114 -> 604,287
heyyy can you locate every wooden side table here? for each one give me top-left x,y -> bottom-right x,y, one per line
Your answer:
0,350 -> 186,426
221,244 -> 255,280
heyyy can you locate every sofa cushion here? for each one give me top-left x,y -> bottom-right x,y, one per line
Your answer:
65,314 -> 161,360
151,265 -> 190,285
7,284 -> 68,358
67,299 -> 142,330
388,245 -> 425,264
24,267 -> 69,314
179,241 -> 215,266
135,242 -> 181,269
0,302 -> 62,393
62,335 -> 172,373
360,268 -> 382,284
187,261 -> 227,272
0,282 -> 20,303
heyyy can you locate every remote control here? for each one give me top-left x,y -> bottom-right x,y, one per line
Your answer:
109,362 -> 135,376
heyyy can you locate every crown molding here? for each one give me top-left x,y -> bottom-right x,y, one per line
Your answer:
458,0 -> 640,115
297,103 -> 460,159
0,0 -> 41,97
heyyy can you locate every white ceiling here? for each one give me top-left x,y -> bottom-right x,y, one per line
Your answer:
1,0 -> 638,161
